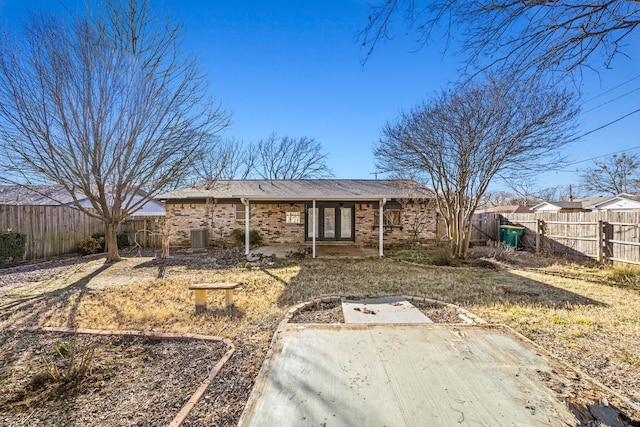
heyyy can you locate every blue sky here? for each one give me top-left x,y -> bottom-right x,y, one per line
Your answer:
1,1 -> 639,194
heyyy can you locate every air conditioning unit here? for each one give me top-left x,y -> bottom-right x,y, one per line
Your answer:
190,228 -> 208,249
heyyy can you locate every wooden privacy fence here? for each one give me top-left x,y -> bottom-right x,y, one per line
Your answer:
118,216 -> 163,248
0,204 -> 103,261
0,205 -> 164,262
472,211 -> 640,265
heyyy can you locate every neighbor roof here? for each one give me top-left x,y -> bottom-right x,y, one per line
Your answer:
157,180 -> 434,201
0,185 -> 165,216
532,197 -> 607,211
0,185 -> 78,205
475,205 -> 533,214
590,193 -> 640,210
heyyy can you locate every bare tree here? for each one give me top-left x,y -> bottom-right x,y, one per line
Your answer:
359,1 -> 640,75
249,133 -> 333,180
193,138 -> 247,189
374,74 -> 579,258
579,153 -> 640,195
0,1 -> 229,262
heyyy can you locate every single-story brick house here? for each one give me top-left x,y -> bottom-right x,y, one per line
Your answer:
157,179 -> 437,257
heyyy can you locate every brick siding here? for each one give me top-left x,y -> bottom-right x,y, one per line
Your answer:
165,200 -> 436,246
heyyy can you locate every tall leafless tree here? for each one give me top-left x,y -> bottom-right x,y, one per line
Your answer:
193,138 -> 247,189
249,133 -> 333,180
359,1 -> 640,76
0,0 -> 230,262
579,152 -> 640,195
374,74 -> 579,258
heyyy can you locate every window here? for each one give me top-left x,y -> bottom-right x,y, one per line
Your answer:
286,212 -> 301,224
235,203 -> 247,221
374,208 -> 402,227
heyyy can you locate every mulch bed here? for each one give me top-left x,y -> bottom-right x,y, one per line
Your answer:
288,298 -> 466,324
0,330 -> 242,427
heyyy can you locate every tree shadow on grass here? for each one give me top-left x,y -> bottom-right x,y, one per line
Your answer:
0,263 -> 113,327
0,254 -> 105,281
196,305 -> 245,320
273,258 -> 605,310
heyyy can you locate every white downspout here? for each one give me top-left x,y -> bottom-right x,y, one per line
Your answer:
379,198 -> 386,258
312,199 -> 316,258
241,198 -> 250,255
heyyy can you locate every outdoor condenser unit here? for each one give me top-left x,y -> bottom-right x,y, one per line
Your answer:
190,228 -> 208,249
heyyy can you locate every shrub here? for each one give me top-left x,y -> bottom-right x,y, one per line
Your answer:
90,231 -> 129,250
607,265 -> 640,291
91,232 -> 106,252
116,232 -> 130,248
426,247 -> 457,266
41,334 -> 98,391
77,236 -> 105,256
230,228 -> 263,246
0,229 -> 27,268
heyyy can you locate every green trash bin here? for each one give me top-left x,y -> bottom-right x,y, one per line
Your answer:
499,225 -> 525,248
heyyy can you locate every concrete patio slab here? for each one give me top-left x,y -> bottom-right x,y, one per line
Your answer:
341,296 -> 434,324
238,324 -> 580,426
252,244 -> 378,258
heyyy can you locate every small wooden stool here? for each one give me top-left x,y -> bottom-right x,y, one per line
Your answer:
189,282 -> 241,312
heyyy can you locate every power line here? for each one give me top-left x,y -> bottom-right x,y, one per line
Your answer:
564,145 -> 640,167
573,107 -> 640,141
582,86 -> 640,114
582,73 -> 640,104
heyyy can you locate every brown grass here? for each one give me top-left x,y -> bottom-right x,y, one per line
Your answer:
1,248 -> 639,408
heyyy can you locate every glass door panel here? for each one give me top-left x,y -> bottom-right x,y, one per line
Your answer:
340,207 -> 352,238
307,208 -> 319,238
324,208 -> 335,238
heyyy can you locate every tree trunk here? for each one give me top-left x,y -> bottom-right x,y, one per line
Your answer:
105,222 -> 121,263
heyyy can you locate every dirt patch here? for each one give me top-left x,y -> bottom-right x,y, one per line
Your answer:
288,299 -> 344,323
410,300 -> 467,323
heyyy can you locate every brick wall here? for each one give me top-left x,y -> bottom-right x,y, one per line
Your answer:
165,200 -> 306,246
165,199 -> 437,246
355,202 -> 437,245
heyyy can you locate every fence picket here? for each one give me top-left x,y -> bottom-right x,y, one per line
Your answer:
472,210 -> 640,265
0,205 -> 162,262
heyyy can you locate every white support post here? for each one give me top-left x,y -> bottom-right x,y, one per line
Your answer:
241,198 -> 250,255
312,199 -> 316,258
379,198 -> 386,258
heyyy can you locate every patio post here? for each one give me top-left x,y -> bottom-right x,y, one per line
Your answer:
312,199 -> 316,258
379,198 -> 386,258
241,198 -> 250,255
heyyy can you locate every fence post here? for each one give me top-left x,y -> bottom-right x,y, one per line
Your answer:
535,219 -> 542,253
597,220 -> 604,264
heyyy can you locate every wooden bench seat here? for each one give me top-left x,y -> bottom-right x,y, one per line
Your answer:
189,282 -> 241,312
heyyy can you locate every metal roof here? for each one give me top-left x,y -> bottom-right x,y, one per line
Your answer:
157,180 -> 434,201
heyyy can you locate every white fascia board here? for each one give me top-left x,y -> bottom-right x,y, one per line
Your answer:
231,194 -> 399,201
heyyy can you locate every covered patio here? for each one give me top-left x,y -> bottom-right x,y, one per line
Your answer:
251,243 -> 380,259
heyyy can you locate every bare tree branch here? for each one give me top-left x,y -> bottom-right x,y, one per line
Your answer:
0,1 -> 230,262
359,0 -> 640,76
248,133 -> 334,180
579,152 -> 640,195
374,73 -> 579,257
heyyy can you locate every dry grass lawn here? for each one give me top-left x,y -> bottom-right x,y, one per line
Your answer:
1,246 -> 639,422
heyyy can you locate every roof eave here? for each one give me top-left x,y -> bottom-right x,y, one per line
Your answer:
233,194 -> 422,201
